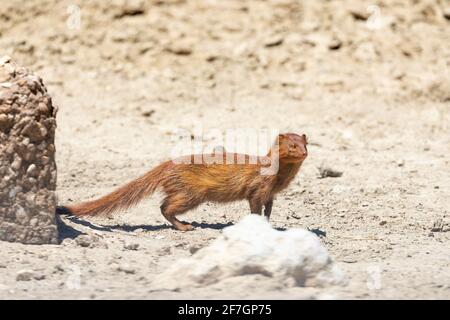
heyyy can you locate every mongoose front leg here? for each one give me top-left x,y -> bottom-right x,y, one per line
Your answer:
264,199 -> 273,220
249,197 -> 263,215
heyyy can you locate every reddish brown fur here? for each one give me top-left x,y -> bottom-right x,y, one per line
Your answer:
58,133 -> 308,231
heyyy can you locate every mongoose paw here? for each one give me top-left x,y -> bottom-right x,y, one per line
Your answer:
176,223 -> 195,232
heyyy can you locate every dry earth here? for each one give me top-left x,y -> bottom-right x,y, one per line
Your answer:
0,0 -> 449,299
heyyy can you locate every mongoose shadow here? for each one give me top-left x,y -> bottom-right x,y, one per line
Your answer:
58,211 -> 233,233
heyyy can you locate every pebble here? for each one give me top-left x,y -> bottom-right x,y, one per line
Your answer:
166,40 -> 193,55
328,38 -> 342,50
124,242 -> 140,251
117,264 -> 136,274
75,235 -> 94,248
264,35 -> 284,47
189,244 -> 202,255
318,165 -> 343,178
16,270 -> 44,281
430,219 -> 446,232
443,8 -> 450,20
349,8 -> 370,21
290,213 -> 302,220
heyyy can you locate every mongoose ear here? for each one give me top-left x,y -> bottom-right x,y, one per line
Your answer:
302,134 -> 308,143
276,134 -> 287,146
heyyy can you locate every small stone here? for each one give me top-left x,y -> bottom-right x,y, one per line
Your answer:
54,264 -> 65,273
443,8 -> 450,20
117,264 -> 136,274
379,220 -> 387,226
141,109 -> 155,118
166,40 -> 193,55
75,234 -> 94,247
264,35 -> 284,48
349,8 -> 370,21
124,242 -> 139,251
21,121 -> 48,142
26,164 -> 38,177
189,244 -> 202,255
431,219 -> 444,232
16,270 -> 34,281
113,0 -> 146,18
33,274 -> 46,281
318,165 -> 343,178
328,38 -> 342,50
0,56 -> 11,66
291,212 -> 302,219
342,259 -> 357,264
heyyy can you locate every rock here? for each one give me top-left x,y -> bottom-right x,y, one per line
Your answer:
33,273 -> 46,280
166,40 -> 193,55
16,270 -> 44,281
16,270 -> 33,281
53,264 -> 65,273
123,242 -> 139,251
189,244 -> 203,255
431,218 -> 449,232
0,57 -> 58,245
0,56 -> 11,67
113,0 -> 146,19
264,35 -> 284,48
290,212 -> 302,219
427,78 -> 450,102
152,215 -> 345,290
443,8 -> 450,20
349,8 -> 370,21
141,109 -> 155,118
117,264 -> 136,274
318,165 -> 343,178
328,38 -> 342,50
75,234 -> 98,248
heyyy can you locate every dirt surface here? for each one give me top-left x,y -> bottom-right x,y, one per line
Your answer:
0,0 -> 449,299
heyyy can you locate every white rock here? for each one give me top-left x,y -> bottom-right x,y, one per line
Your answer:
152,215 -> 345,290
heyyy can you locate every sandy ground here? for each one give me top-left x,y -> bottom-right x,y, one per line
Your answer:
0,0 -> 449,299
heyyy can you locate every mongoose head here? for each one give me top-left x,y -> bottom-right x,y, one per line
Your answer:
276,133 -> 308,163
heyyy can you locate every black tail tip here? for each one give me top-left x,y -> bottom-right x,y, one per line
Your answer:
56,206 -> 73,216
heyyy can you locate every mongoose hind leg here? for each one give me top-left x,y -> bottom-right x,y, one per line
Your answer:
160,194 -> 199,231
264,199 -> 273,220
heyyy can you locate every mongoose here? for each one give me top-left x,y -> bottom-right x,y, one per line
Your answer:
57,133 -> 308,231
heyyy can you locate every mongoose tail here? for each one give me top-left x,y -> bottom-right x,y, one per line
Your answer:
58,162 -> 170,217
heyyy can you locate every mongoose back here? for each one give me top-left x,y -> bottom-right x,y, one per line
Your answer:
57,133 -> 308,231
